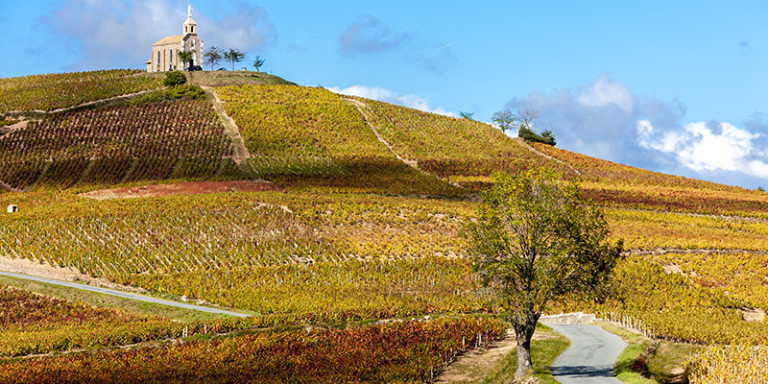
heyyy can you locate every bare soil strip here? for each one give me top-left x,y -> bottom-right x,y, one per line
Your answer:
435,329 -> 552,384
202,86 -> 258,178
343,97 -> 464,189
78,180 -> 281,200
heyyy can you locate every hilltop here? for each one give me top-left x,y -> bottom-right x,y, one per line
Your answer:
1,69 -> 767,383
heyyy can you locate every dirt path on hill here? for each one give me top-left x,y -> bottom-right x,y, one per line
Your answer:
202,86 -> 257,178
435,329 -> 552,384
513,138 -> 582,176
343,97 -> 464,189
0,178 -> 22,192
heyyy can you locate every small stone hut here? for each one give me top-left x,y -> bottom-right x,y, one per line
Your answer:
7,204 -> 18,213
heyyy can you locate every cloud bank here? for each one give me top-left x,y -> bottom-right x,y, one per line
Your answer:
506,74 -> 768,187
328,85 -> 457,117
47,0 -> 275,71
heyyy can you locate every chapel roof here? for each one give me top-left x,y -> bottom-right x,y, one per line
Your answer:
153,35 -> 184,46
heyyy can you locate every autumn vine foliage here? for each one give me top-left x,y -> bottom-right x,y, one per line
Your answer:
0,317 -> 506,384
0,284 -> 182,357
0,99 -> 241,190
216,84 -> 462,194
360,98 -> 574,184
0,192 -> 487,319
0,70 -> 161,113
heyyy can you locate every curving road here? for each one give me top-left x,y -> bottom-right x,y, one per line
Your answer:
0,271 -> 250,318
549,324 -> 627,384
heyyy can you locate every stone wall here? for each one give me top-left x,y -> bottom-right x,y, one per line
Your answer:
539,312 -> 596,325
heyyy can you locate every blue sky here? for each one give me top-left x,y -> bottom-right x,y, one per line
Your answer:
2,0 -> 767,188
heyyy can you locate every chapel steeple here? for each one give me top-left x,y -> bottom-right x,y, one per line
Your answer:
183,4 -> 197,35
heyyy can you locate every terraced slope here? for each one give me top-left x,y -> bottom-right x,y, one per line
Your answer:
0,283 -> 182,357
0,70 -> 160,114
358,98 -> 573,187
217,84 -> 462,194
0,99 -> 244,191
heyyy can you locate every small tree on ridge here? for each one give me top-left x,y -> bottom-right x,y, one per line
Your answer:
224,49 -> 245,71
252,55 -> 265,72
204,46 -> 222,71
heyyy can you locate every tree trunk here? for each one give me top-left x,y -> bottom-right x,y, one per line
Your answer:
513,314 -> 539,379
515,335 -> 533,379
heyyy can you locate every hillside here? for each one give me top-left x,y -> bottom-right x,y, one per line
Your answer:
1,70 -> 767,382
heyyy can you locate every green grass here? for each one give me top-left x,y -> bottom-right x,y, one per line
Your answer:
184,70 -> 295,87
482,324 -> 570,384
599,321 -> 699,384
615,344 -> 658,384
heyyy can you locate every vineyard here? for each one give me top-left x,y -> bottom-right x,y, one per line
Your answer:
0,191 -> 483,319
5,71 -> 768,381
0,317 -> 505,384
216,84 -> 465,194
0,284 -> 182,357
0,70 -> 161,114
0,99 -> 243,191
359,98 -> 572,183
688,344 -> 768,383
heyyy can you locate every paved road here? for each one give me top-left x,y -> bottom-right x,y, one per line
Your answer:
549,324 -> 627,384
0,271 -> 250,318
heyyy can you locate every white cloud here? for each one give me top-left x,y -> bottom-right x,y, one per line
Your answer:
638,120 -> 768,176
328,85 -> 458,117
48,0 -> 275,71
505,74 -> 656,162
575,74 -> 636,113
506,74 -> 768,186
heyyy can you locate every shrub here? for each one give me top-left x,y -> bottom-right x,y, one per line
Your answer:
163,71 -> 187,87
130,85 -> 206,105
518,126 -> 556,146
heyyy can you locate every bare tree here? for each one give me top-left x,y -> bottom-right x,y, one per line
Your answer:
492,108 -> 538,133
515,109 -> 538,131
491,109 -> 516,133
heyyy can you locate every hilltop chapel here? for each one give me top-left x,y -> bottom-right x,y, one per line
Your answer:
146,5 -> 204,72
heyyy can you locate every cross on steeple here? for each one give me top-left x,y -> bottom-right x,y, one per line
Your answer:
183,4 -> 197,35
